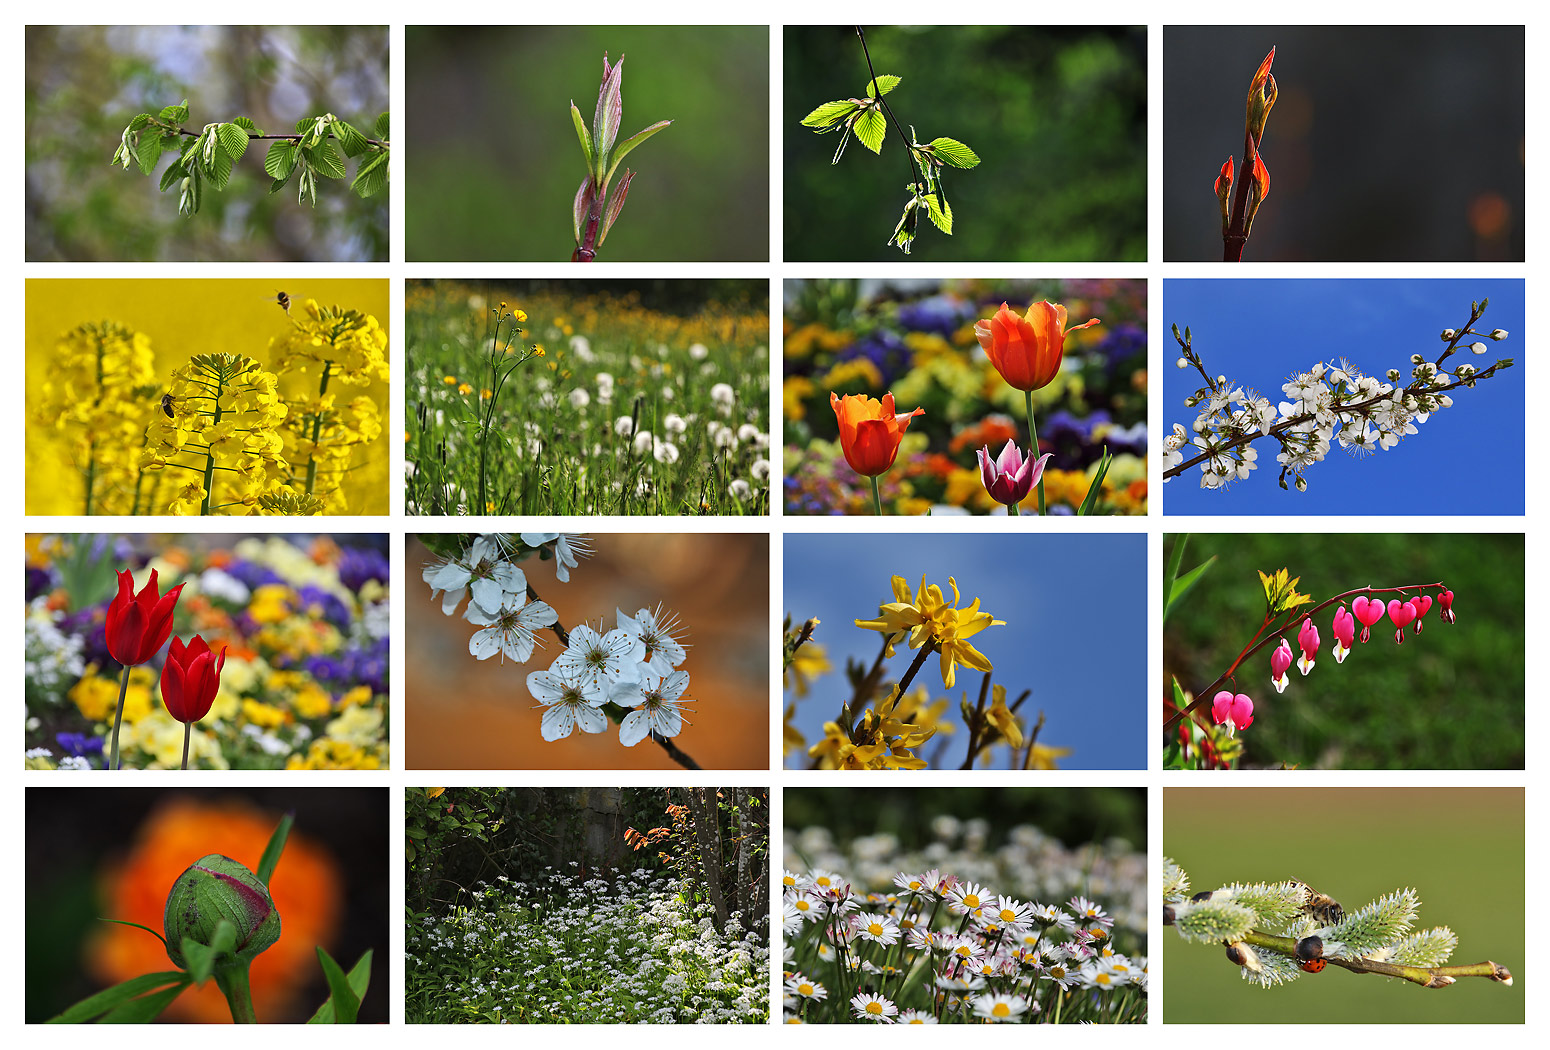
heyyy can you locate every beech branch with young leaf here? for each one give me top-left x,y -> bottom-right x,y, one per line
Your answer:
110,101 -> 390,216
799,26 -> 980,254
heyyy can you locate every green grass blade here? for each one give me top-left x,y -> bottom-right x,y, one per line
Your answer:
256,812 -> 294,885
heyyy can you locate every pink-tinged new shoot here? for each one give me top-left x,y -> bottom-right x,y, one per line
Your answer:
1212,690 -> 1254,735
1387,599 -> 1418,644
1270,637 -> 1293,693
1295,616 -> 1319,675
1351,594 -> 1386,644
977,440 -> 1051,510
1331,606 -> 1355,664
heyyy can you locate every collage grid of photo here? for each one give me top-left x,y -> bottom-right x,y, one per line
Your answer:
12,13 -> 1530,1033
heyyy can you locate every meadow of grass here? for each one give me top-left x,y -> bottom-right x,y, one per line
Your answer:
406,281 -> 771,516
406,869 -> 768,1023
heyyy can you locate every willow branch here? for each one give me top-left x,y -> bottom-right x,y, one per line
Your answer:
1240,929 -> 1513,988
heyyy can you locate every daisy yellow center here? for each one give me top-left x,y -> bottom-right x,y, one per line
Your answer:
955,946 -> 972,957
1095,973 -> 1112,985
1000,908 -> 1017,922
908,880 -> 922,890
795,900 -> 810,911
906,1018 -> 925,1024
962,894 -> 981,908
816,877 -> 832,887
798,983 -> 814,996
865,1001 -> 883,1015
868,922 -> 884,936
783,876 -> 796,886
1051,966 -> 1066,978
992,1003 -> 1011,1018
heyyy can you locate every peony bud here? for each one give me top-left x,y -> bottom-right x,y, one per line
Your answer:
164,854 -> 281,969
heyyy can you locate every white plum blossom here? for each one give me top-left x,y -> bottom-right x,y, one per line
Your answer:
529,666 -> 608,740
466,593 -> 558,663
520,533 -> 593,583
618,670 -> 692,746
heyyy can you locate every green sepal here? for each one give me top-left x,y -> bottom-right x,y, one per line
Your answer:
602,119 -> 671,195
800,99 -> 858,129
181,918 -> 238,986
46,971 -> 190,1023
264,140 -> 298,180
852,108 -> 886,154
100,917 -> 169,951
926,136 -> 980,168
1076,445 -> 1112,515
865,74 -> 901,97
570,102 -> 594,171
256,812 -> 294,885
309,945 -> 366,1023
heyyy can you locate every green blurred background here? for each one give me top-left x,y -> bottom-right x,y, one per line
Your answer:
784,26 -> 1146,261
1164,787 -> 1524,1023
25,26 -> 388,262
1164,533 -> 1523,769
784,787 -> 1144,851
405,26 -> 769,262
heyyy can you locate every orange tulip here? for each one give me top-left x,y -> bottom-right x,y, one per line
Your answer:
973,301 -> 1101,392
830,391 -> 924,477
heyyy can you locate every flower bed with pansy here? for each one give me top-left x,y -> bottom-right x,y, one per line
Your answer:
782,278 -> 1146,515
24,534 -> 390,770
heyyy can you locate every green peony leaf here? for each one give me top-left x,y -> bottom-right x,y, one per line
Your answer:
308,949 -> 373,1024
47,972 -> 190,1023
311,945 -> 363,1023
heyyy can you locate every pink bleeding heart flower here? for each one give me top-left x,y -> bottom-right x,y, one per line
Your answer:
1387,598 -> 1418,644
1439,589 -> 1456,624
1296,617 -> 1319,675
1331,606 -> 1355,663
976,440 -> 1052,509
1270,638 -> 1293,693
1410,593 -> 1433,634
1212,690 -> 1255,735
1351,594 -> 1386,644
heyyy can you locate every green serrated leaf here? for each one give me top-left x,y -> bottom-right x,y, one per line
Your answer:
206,144 -> 235,189
231,115 -> 261,134
331,118 -> 368,157
800,99 -> 858,129
852,109 -> 886,154
924,191 -> 953,234
127,114 -> 151,133
158,100 -> 189,125
865,74 -> 902,97
304,142 -> 346,179
308,949 -> 373,1023
927,136 -> 980,168
256,812 -> 293,885
313,946 -> 361,1023
264,140 -> 298,180
351,151 -> 389,198
158,158 -> 185,192
375,111 -> 389,139
47,972 -> 190,1023
217,122 -> 249,161
134,133 -> 162,176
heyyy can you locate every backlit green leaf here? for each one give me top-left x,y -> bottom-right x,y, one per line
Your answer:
853,109 -> 886,154
927,136 -> 980,168
800,99 -> 857,129
864,74 -> 901,97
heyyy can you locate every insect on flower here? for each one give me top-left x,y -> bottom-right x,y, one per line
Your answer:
1288,878 -> 1344,926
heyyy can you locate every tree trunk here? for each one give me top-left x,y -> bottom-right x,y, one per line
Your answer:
683,787 -> 729,928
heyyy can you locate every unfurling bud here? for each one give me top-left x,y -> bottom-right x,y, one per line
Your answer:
1440,329 -> 1457,341
1245,47 -> 1277,146
1489,329 -> 1509,340
1225,940 -> 1263,973
1244,151 -> 1271,234
164,854 -> 281,969
1215,155 -> 1234,234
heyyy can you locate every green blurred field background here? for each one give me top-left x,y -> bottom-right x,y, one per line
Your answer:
1164,787 -> 1524,1023
405,26 -> 768,262
1164,533 -> 1524,769
784,26 -> 1146,261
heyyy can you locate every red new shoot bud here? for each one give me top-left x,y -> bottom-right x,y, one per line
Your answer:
1245,149 -> 1271,233
1245,47 -> 1278,146
1215,156 -> 1234,234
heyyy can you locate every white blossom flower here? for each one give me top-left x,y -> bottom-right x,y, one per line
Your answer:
520,533 -> 593,583
618,670 -> 691,746
554,624 -> 635,690
467,593 -> 558,663
615,605 -> 688,676
529,665 -> 608,740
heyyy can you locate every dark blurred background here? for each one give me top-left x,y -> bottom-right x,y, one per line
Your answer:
26,787 -> 388,1023
405,26 -> 769,262
1163,533 -> 1524,769
1165,787 -> 1524,1023
1164,26 -> 1524,261
25,26 -> 389,262
784,787 -> 1145,850
785,25 -> 1146,261
405,533 -> 769,770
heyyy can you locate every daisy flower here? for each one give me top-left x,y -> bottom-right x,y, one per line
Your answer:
617,670 -> 692,746
780,901 -> 804,935
781,870 -> 810,893
893,871 -> 929,894
1032,902 -> 1077,931
849,992 -> 897,1023
971,992 -> 1029,1022
896,1009 -> 938,1024
467,593 -> 557,663
528,665 -> 607,740
553,623 -> 634,690
809,870 -> 843,894
854,913 -> 900,946
1042,960 -> 1079,988
786,892 -> 822,923
1069,895 -> 1114,929
946,881 -> 992,917
990,895 -> 1033,927
1078,961 -> 1122,990
784,974 -> 827,1001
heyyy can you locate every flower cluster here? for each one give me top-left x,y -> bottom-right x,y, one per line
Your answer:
420,533 -> 696,752
407,868 -> 768,1023
783,280 -> 1146,515
1164,303 -> 1513,491
783,819 -> 1146,1023
24,535 -> 390,770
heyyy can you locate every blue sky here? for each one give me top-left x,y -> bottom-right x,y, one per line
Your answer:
1163,279 -> 1524,515
784,533 -> 1147,770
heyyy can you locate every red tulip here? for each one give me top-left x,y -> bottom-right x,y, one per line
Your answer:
160,635 -> 227,724
830,391 -> 924,477
973,301 -> 1101,393
104,568 -> 184,666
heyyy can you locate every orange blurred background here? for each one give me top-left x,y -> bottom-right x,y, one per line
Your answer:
405,534 -> 769,769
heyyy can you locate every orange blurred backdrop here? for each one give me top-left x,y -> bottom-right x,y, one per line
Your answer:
405,534 -> 769,769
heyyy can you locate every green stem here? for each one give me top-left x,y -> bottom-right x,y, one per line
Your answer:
303,362 -> 333,495
213,961 -> 257,1023
869,474 -> 884,516
197,373 -> 225,516
1025,390 -> 1044,516
180,721 -> 191,771
108,662 -> 132,770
